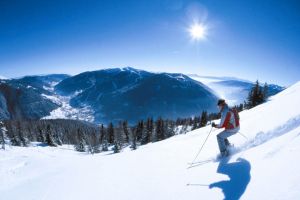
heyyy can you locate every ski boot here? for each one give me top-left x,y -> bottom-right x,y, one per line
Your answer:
225,138 -> 233,147
217,149 -> 229,159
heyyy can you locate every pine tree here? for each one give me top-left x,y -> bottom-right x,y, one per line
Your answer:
146,118 -> 153,143
113,140 -> 121,153
11,135 -> 20,146
164,119 -> 175,138
54,127 -> 63,146
122,121 -> 130,144
135,121 -> 144,142
100,124 -> 108,151
46,125 -> 57,147
63,128 -> 71,146
99,124 -> 105,145
130,127 -> 137,150
113,122 -> 124,151
16,121 -> 29,147
9,121 -> 20,146
200,111 -> 208,127
0,121 -> 7,150
37,125 -> 45,143
74,128 -> 86,152
89,131 -> 100,154
156,118 -> 165,141
238,103 -> 244,112
192,116 -> 198,130
107,122 -> 114,144
247,80 -> 265,108
141,119 -> 152,145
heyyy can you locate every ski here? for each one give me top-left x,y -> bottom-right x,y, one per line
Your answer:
187,152 -> 236,169
187,158 -> 216,169
187,158 -> 215,165
187,146 -> 242,169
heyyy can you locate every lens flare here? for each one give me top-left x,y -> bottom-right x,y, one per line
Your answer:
189,23 -> 207,40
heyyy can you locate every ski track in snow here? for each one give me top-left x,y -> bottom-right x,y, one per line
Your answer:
243,115 -> 300,150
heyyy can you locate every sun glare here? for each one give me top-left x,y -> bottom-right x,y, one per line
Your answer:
189,23 -> 207,40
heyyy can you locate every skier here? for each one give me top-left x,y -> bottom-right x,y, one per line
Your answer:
212,99 -> 240,157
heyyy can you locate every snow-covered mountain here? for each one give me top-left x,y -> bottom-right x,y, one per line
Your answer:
0,74 -> 69,120
0,80 -> 299,199
0,68 -> 283,124
55,67 -> 219,124
188,74 -> 284,106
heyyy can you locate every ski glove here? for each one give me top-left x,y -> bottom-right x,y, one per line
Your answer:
211,122 -> 216,127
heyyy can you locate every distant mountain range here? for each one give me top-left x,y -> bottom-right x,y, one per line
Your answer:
0,75 -> 7,80
188,75 -> 284,106
0,74 -> 69,120
55,67 -> 219,124
0,68 -> 284,124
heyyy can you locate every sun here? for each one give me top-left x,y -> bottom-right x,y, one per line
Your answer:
189,23 -> 207,40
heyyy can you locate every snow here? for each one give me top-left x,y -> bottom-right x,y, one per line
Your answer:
42,94 -> 95,122
26,85 -> 35,89
174,125 -> 193,135
123,67 -> 143,75
42,84 -> 94,122
165,73 -> 187,81
42,81 -> 59,92
1,81 -> 300,200
41,94 -> 62,105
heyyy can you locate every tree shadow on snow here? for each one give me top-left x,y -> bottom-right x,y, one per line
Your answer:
209,157 -> 251,200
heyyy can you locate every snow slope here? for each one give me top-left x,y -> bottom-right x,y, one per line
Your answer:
1,82 -> 300,200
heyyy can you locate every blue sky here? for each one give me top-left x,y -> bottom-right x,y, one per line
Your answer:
0,0 -> 299,86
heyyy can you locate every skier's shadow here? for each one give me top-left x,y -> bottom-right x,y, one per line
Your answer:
209,157 -> 251,200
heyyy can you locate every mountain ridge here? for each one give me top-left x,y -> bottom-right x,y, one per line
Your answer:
0,68 -> 284,124
55,67 -> 219,124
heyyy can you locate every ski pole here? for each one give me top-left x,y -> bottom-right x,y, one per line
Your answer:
188,127 -> 213,168
238,131 -> 248,140
186,183 -> 209,186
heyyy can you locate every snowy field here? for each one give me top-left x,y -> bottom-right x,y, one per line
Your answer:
1,82 -> 300,200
